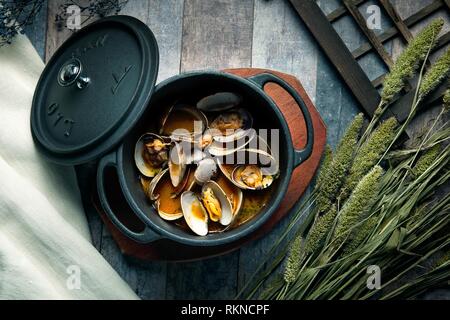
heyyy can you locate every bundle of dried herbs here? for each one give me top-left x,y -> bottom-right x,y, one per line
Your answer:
0,0 -> 45,46
0,1 -> 129,46
238,19 -> 450,300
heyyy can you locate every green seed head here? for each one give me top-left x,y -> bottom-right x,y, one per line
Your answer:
283,235 -> 303,284
316,114 -> 364,214
342,216 -> 378,256
340,117 -> 398,201
315,145 -> 333,192
411,145 -> 441,178
381,19 -> 444,103
443,89 -> 450,111
304,205 -> 338,256
419,48 -> 450,98
333,166 -> 384,247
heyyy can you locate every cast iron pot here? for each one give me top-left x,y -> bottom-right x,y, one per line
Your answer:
97,71 -> 314,246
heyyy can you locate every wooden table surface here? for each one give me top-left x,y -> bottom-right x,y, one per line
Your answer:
24,0 -> 449,299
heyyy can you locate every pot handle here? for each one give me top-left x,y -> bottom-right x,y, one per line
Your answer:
96,151 -> 162,243
248,73 -> 314,168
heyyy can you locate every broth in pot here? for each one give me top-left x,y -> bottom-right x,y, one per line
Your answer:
134,92 -> 279,236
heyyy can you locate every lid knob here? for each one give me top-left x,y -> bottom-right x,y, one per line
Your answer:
57,58 -> 90,89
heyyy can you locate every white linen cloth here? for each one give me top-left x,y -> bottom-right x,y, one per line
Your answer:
0,35 -> 138,299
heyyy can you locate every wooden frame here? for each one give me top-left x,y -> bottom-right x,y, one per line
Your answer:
289,0 -> 450,122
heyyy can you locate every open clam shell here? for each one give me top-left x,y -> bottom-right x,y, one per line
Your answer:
231,165 -> 275,190
196,92 -> 242,112
146,169 -> 184,221
201,180 -> 233,226
207,128 -> 257,157
160,104 -> 208,141
135,133 -> 170,178
181,191 -> 209,236
239,148 -> 279,176
215,174 -> 243,217
168,142 -> 187,188
147,169 -> 167,201
217,148 -> 279,191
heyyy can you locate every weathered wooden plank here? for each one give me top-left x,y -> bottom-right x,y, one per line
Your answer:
353,0 -> 393,83
146,0 -> 184,82
380,0 -> 413,42
100,229 -> 167,299
381,0 -> 415,35
289,0 -> 380,117
435,30 -> 450,50
23,0 -> 48,60
45,0 -> 73,62
251,0 -> 319,101
121,0 -> 185,82
343,0 -> 394,68
237,0 -> 320,293
120,0 -> 149,23
180,0 -> 253,71
165,0 -> 254,299
315,0 -> 361,148
45,0 -> 97,62
165,254 -> 238,299
372,73 -> 386,88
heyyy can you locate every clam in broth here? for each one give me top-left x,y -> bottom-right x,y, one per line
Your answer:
135,92 -> 279,236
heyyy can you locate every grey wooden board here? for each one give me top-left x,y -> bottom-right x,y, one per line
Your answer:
22,0 -> 449,299
180,0 -> 253,71
165,0 -> 254,300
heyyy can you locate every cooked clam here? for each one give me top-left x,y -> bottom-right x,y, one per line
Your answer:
201,181 -> 233,226
216,174 -> 243,216
168,142 -> 188,188
210,109 -> 253,143
181,191 -> 209,236
194,158 -> 218,185
216,147 -> 278,179
148,167 -> 195,200
197,130 -> 213,149
217,149 -> 279,191
146,169 -> 184,221
239,148 -> 279,176
136,90 -> 279,236
196,92 -> 242,112
207,128 -> 257,157
147,169 -> 166,201
231,165 -> 274,190
135,133 -> 170,177
160,105 -> 208,141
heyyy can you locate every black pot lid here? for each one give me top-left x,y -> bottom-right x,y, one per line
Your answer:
31,15 -> 159,165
